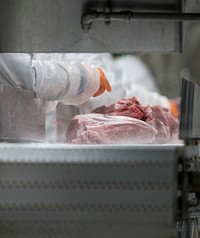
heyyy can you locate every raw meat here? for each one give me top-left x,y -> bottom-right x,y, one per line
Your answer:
142,105 -> 170,143
92,97 -> 144,119
93,97 -> 179,143
66,96 -> 179,144
66,114 -> 157,144
150,105 -> 179,142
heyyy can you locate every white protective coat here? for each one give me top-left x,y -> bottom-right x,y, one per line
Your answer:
0,53 -> 100,108
34,53 -> 170,113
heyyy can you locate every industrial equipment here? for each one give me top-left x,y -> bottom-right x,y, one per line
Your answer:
0,1 -> 200,238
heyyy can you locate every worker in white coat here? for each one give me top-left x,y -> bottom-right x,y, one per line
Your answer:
34,53 -> 180,141
0,53 -> 111,106
35,53 -> 178,117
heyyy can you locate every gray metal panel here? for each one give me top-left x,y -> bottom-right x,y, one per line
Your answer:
0,84 -> 45,142
0,0 -> 181,53
185,0 -> 200,12
0,144 -> 180,238
179,79 -> 200,140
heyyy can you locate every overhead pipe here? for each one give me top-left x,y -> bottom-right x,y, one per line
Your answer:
81,10 -> 200,33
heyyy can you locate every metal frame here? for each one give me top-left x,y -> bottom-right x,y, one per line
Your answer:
0,144 -> 180,238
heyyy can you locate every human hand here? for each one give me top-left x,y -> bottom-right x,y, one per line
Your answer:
93,68 -> 112,97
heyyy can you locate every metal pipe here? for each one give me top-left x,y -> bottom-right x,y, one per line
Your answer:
81,10 -> 200,33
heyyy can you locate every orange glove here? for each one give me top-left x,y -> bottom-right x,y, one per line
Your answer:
93,68 -> 112,97
169,98 -> 180,119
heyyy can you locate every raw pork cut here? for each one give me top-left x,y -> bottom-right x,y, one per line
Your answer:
92,97 -> 144,119
93,97 -> 179,143
66,114 -> 157,144
150,105 -> 179,142
142,105 -> 170,143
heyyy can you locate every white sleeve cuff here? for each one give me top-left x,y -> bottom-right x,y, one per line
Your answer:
32,60 -> 100,106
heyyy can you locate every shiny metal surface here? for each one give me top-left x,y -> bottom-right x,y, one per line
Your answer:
0,84 -> 45,142
0,144 -> 180,238
179,79 -> 200,141
0,0 -> 181,52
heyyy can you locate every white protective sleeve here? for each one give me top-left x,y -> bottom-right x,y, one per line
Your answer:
0,54 -> 100,107
77,54 -> 170,113
31,60 -> 100,106
35,53 -> 170,112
